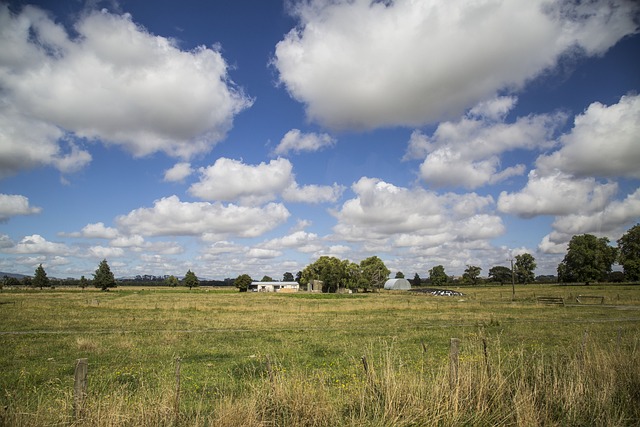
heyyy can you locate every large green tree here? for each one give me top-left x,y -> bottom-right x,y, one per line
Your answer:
618,224 -> 640,281
395,271 -> 404,278
234,274 -> 252,292
33,264 -> 50,289
488,266 -> 512,284
514,253 -> 536,284
282,272 -> 295,282
93,259 -> 116,291
463,265 -> 482,285
557,234 -> 618,283
359,256 -> 390,292
183,270 -> 199,289
301,256 -> 348,293
429,265 -> 447,286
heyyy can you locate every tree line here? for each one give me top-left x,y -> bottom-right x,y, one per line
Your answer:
4,224 -> 638,292
2,259 -> 203,291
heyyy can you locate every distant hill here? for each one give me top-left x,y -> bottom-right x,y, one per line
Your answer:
0,271 -> 28,279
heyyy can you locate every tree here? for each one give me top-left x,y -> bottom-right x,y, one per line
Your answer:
463,265 -> 482,285
282,272 -> 295,282
557,234 -> 618,283
359,256 -> 390,292
395,271 -> 404,278
295,271 -> 302,283
301,256 -> 347,293
488,266 -> 512,284
412,273 -> 421,286
165,275 -> 179,287
94,259 -> 116,291
33,264 -> 50,289
3,276 -> 20,287
183,270 -> 199,289
79,275 -> 88,290
429,265 -> 447,286
260,275 -> 274,282
618,224 -> 640,281
341,260 -> 361,291
514,253 -> 536,284
234,274 -> 252,292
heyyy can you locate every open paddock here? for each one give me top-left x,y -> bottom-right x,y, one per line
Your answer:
1,284 -> 639,426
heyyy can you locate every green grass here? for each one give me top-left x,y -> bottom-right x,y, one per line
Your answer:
1,284 -> 639,425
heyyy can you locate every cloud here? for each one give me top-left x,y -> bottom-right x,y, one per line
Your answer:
273,0 -> 638,130
0,194 -> 42,221
0,4 -> 252,177
419,150 -> 526,190
110,235 -> 145,248
189,157 -> 343,205
260,230 -> 322,253
88,246 -> 125,259
282,182 -> 344,203
549,188 -> 640,237
189,158 -> 293,204
273,129 -> 336,155
406,96 -> 564,189
331,177 -> 503,244
0,234 -> 14,249
116,195 -> 290,238
200,240 -> 242,256
536,94 -> 640,178
4,234 -> 70,255
163,162 -> 194,182
64,222 -> 119,239
497,170 -> 618,218
246,248 -> 283,259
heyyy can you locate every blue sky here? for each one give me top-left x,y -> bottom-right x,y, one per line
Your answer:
1,0 -> 639,280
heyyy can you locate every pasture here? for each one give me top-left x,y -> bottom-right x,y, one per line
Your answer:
1,284 -> 639,426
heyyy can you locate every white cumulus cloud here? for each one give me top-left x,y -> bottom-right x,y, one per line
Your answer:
4,234 -> 70,255
0,4 -> 252,178
189,157 -> 343,205
536,94 -> 640,178
497,170 -> 618,218
282,182 -> 344,204
0,194 -> 42,221
407,96 -> 564,189
163,162 -> 194,183
273,129 -> 336,155
189,158 -> 293,204
273,0 -> 638,130
116,195 -> 290,238
88,246 -> 125,259
332,177 -> 503,245
65,222 -> 119,239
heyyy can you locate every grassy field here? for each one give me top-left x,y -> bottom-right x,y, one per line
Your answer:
1,284 -> 639,426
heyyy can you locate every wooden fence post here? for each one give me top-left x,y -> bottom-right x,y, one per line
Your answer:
174,357 -> 181,419
482,337 -> 491,377
449,338 -> 460,389
73,358 -> 88,419
265,355 -> 277,384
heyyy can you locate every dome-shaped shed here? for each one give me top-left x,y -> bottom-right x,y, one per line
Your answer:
383,278 -> 411,290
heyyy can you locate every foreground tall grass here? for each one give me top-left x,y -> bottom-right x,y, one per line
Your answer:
2,333 -> 638,426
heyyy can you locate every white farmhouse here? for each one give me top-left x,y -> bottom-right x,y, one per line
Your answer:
249,281 -> 300,293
